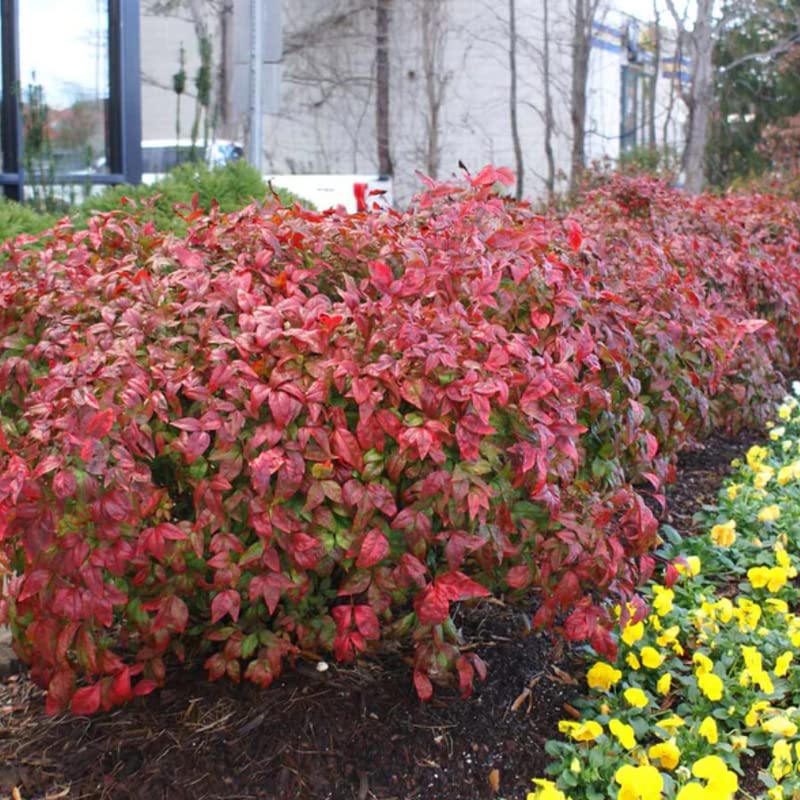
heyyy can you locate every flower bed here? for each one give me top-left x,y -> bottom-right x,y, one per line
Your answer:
530,386 -> 800,799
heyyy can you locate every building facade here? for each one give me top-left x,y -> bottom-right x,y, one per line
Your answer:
145,1 -> 690,206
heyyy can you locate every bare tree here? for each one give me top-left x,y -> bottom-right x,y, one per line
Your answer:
509,0 -> 524,199
376,0 -> 393,175
542,0 -> 556,197
648,1 -> 661,148
570,0 -> 601,195
419,0 -> 450,179
666,0 -> 714,193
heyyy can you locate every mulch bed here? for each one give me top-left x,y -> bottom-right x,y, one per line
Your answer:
0,430 -> 762,800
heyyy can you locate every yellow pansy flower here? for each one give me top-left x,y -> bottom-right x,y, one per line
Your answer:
748,565 -> 788,593
734,598 -> 762,631
774,544 -> 797,575
747,445 -> 769,469
777,465 -> 793,485
649,614 -> 662,632
698,672 -> 723,701
758,504 -> 781,522
698,716 -> 718,744
586,661 -> 622,691
775,651 -> 793,677
641,647 -> 664,669
769,426 -> 786,440
766,598 -> 789,615
657,714 -> 685,731
648,739 -> 680,770
762,715 -> 798,738
624,687 -> 649,709
657,673 -> 672,695
754,467 -> 774,489
710,520 -> 736,547
609,718 -> 636,749
726,483 -> 740,501
627,652 -> 641,671
778,403 -> 793,419
614,764 -> 663,800
693,653 -> 714,676
557,719 -> 603,742
527,778 -> 571,800
745,700 -> 772,727
767,786 -> 785,800
731,734 -> 748,752
652,586 -> 674,617
771,739 -> 793,781
622,620 -> 645,646
691,755 -> 738,798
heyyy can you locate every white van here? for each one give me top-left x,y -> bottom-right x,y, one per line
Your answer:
80,139 -> 245,185
140,139 -> 244,184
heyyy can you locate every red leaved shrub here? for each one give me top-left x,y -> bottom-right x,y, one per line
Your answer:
0,169 -> 798,714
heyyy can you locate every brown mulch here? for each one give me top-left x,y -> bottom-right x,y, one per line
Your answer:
0,430 -> 763,800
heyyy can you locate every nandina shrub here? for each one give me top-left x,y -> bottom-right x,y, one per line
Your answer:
0,168 -> 799,715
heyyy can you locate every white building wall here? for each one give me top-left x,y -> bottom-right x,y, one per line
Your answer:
138,1 -> 687,206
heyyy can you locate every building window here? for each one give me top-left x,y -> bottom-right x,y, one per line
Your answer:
0,0 -> 140,204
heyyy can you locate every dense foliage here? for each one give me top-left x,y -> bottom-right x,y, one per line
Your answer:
531,389 -> 800,800
709,0 -> 800,188
0,169 -> 799,715
0,160 -> 306,244
0,197 -> 59,244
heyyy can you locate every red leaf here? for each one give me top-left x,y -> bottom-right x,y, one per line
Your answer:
250,448 -> 286,495
644,432 -> 659,460
111,668 -> 133,704
211,589 -> 241,624
369,260 -> 394,293
249,573 -> 295,615
353,605 -> 380,639
413,669 -> 434,701
505,565 -> 532,590
436,571 -> 491,602
53,470 -> 77,499
565,219 -> 583,251
45,669 -> 76,716
133,679 -> 158,697
455,655 -> 475,698
71,683 -> 101,716
470,165 -> 515,187
356,529 -> 390,568
331,605 -> 352,630
414,582 -> 450,626
86,408 -> 114,438
268,390 -> 303,428
153,595 -> 189,634
664,561 -> 680,589
18,569 -> 51,601
332,428 -> 364,472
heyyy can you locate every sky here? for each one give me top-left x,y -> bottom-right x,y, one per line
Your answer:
19,0 -> 108,109
613,0 -> 698,23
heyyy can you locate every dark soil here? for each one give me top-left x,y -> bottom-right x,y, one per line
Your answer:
0,430 -> 763,800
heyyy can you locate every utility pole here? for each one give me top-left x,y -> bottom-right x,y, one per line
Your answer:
249,0 -> 264,171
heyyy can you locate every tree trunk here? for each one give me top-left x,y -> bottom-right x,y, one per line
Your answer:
509,0 -> 524,199
421,0 -> 447,179
648,1 -> 660,148
570,0 -> 592,195
542,0 -> 555,197
683,0 -> 714,193
376,0 -> 393,175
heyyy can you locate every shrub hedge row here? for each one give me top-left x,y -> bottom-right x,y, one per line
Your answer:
0,166 -> 798,714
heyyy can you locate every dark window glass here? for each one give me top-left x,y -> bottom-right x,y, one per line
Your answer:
19,0 -> 110,190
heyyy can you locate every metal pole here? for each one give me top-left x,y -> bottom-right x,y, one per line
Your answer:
248,0 -> 263,171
